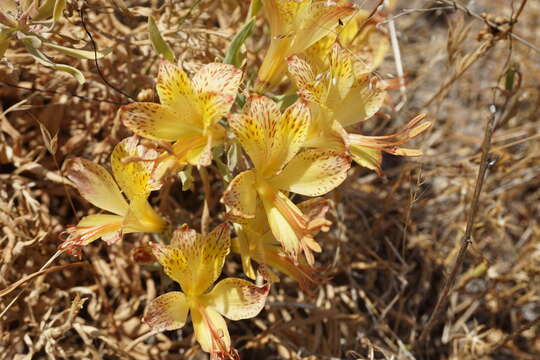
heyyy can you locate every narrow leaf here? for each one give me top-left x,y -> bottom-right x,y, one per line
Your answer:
43,41 -> 112,59
21,37 -> 86,84
224,17 -> 255,67
148,16 -> 175,62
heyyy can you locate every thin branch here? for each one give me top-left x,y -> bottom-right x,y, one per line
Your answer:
414,92 -> 510,348
80,3 -> 136,103
436,0 -> 540,54
0,81 -> 125,105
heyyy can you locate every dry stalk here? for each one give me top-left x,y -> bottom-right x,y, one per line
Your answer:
415,91 -> 512,349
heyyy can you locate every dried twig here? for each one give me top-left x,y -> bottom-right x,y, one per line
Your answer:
415,92 -> 511,348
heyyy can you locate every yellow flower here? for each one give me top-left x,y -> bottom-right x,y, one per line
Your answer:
232,198 -> 331,294
222,96 -> 350,264
120,61 -> 243,170
305,8 -> 390,76
288,43 -> 431,175
144,224 -> 269,358
256,0 -> 355,91
61,137 -> 166,256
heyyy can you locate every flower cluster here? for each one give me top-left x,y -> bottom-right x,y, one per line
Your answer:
61,1 -> 430,358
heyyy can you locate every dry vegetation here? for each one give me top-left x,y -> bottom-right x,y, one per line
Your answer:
1,0 -> 539,359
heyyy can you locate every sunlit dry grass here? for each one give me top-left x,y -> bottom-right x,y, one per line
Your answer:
1,0 -> 539,359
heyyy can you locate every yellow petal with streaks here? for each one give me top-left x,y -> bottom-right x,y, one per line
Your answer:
111,137 -> 159,200
191,306 -> 231,355
222,170 -> 257,221
203,278 -> 269,320
192,63 -> 242,98
120,102 -> 200,141
65,158 -> 128,216
268,149 -> 350,196
143,291 -> 189,332
152,224 -> 230,295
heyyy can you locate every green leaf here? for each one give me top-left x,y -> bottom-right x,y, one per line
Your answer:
0,28 -> 15,58
21,36 -> 85,84
43,41 -> 112,59
224,17 -> 255,67
148,16 -> 175,62
276,93 -> 298,111
247,0 -> 262,19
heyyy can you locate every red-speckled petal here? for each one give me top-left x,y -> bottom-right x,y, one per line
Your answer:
192,63 -> 243,98
266,98 -> 310,175
153,223 -> 231,295
203,278 -> 269,320
268,149 -> 350,196
222,170 -> 257,221
287,55 -> 325,104
143,291 -> 189,332
120,102 -> 200,141
156,61 -> 197,109
65,158 -> 128,216
228,114 -> 267,170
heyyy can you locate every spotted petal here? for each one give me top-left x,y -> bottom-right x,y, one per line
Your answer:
260,187 -> 306,260
268,149 -> 350,196
192,306 -> 231,355
65,158 -> 128,216
203,278 -> 269,320
222,170 -> 257,221
156,61 -> 197,111
334,77 -> 386,127
192,63 -> 243,98
152,224 -> 230,295
120,102 -> 200,142
291,1 -> 356,53
111,137 -> 159,200
143,291 -> 189,332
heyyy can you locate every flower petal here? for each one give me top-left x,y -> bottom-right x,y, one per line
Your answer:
156,61 -> 197,110
269,149 -> 350,196
334,77 -> 386,127
192,306 -> 231,355
123,197 -> 166,234
350,145 -> 383,175
143,291 -> 189,332
60,214 -> 123,255
120,102 -> 201,142
204,278 -> 269,320
222,170 -> 257,221
197,92 -> 235,130
287,55 -> 326,104
192,63 -> 243,98
65,158 -> 128,216
328,42 -> 354,105
292,1 -> 355,53
111,137 -> 159,200
266,98 -> 310,175
260,187 -> 305,260
228,114 -> 266,170
152,224 -> 231,295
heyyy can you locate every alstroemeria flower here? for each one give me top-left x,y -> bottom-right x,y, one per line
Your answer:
222,96 -> 350,264
305,8 -> 390,76
232,198 -> 331,294
256,0 -> 355,91
120,61 -> 242,170
288,43 -> 431,175
144,224 -> 269,359
61,137 -> 166,256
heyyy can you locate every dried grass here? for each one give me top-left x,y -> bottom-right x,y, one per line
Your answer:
1,0 -> 539,359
